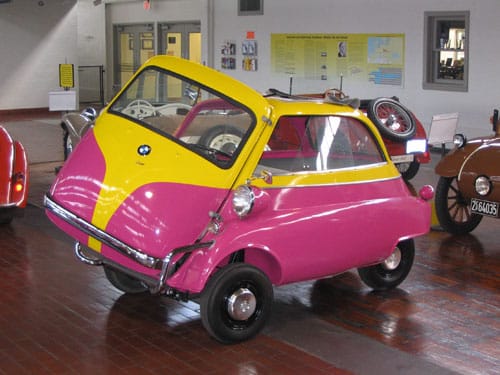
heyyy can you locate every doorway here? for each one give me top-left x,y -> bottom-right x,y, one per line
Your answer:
113,22 -> 201,95
159,22 -> 201,63
113,23 -> 155,94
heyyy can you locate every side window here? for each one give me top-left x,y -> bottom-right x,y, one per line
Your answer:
423,11 -> 469,92
254,115 -> 384,176
307,116 -> 384,170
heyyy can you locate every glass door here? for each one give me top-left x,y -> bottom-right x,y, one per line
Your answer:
113,24 -> 155,94
159,22 -> 201,62
158,22 -> 201,101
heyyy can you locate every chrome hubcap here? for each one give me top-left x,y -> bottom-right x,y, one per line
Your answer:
227,288 -> 256,321
382,247 -> 402,270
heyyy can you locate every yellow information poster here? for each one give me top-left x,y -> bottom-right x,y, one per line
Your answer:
59,64 -> 75,88
271,33 -> 405,86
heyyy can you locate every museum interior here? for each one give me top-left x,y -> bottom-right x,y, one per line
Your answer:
0,1 -> 498,374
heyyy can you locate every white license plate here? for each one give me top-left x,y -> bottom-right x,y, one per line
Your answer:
470,198 -> 500,218
391,154 -> 414,163
406,139 -> 427,153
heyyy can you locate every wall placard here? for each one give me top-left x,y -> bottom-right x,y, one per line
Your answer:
271,33 -> 405,86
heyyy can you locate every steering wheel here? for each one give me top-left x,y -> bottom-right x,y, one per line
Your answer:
122,99 -> 156,119
324,88 -> 346,100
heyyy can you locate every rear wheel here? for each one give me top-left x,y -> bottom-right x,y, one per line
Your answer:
435,176 -> 482,234
396,160 -> 420,180
0,211 -> 13,225
357,239 -> 415,291
103,266 -> 148,294
200,263 -> 273,344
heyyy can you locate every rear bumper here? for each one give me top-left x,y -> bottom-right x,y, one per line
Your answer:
44,193 -> 214,293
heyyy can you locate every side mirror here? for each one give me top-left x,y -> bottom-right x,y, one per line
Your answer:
260,170 -> 273,184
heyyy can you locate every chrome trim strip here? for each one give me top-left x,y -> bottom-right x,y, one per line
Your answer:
255,174 -> 401,189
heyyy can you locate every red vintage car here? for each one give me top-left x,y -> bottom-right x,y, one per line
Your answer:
0,126 -> 29,224
299,89 -> 430,180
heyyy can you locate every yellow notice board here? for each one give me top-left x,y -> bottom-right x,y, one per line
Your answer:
271,33 -> 405,86
59,64 -> 74,88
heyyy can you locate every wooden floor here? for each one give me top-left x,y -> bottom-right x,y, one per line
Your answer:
0,114 -> 498,374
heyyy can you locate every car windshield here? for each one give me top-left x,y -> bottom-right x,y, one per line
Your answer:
109,67 -> 255,168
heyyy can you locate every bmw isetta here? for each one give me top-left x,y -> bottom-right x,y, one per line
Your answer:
45,56 -> 433,343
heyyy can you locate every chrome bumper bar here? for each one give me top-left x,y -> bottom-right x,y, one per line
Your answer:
44,194 -> 161,268
44,194 -> 214,293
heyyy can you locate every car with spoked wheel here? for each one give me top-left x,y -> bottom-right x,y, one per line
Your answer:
45,55 -> 433,344
434,110 -> 500,234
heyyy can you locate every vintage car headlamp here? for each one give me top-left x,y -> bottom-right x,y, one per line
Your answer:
232,185 -> 254,217
453,133 -> 467,148
474,176 -> 492,196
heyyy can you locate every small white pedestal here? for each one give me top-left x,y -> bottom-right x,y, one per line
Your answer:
49,91 -> 77,111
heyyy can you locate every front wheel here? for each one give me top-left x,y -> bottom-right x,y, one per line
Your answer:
103,265 -> 148,294
357,239 -> 415,291
200,263 -> 273,344
62,128 -> 73,160
435,176 -> 482,234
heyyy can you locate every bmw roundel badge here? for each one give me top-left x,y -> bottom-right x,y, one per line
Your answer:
137,144 -> 152,156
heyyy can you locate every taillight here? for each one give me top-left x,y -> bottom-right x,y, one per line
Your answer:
14,182 -> 24,193
11,173 -> 26,200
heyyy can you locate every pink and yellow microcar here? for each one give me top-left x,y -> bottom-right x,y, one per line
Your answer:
45,56 -> 432,343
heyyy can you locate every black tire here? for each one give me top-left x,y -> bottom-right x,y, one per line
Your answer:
198,125 -> 244,156
396,160 -> 420,180
367,98 -> 416,142
62,128 -> 72,160
435,176 -> 483,234
200,263 -> 273,344
0,212 -> 13,225
357,239 -> 415,291
103,265 -> 148,294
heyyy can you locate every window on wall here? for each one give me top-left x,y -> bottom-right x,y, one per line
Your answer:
423,11 -> 469,92
238,0 -> 263,15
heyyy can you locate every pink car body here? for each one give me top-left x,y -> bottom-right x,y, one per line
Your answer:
45,56 -> 432,343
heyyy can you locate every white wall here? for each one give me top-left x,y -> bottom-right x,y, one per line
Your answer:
77,0 -> 106,67
0,0 -> 78,110
211,0 -> 500,137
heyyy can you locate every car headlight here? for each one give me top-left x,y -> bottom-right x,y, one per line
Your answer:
475,176 -> 491,196
232,185 -> 254,217
453,133 -> 467,148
